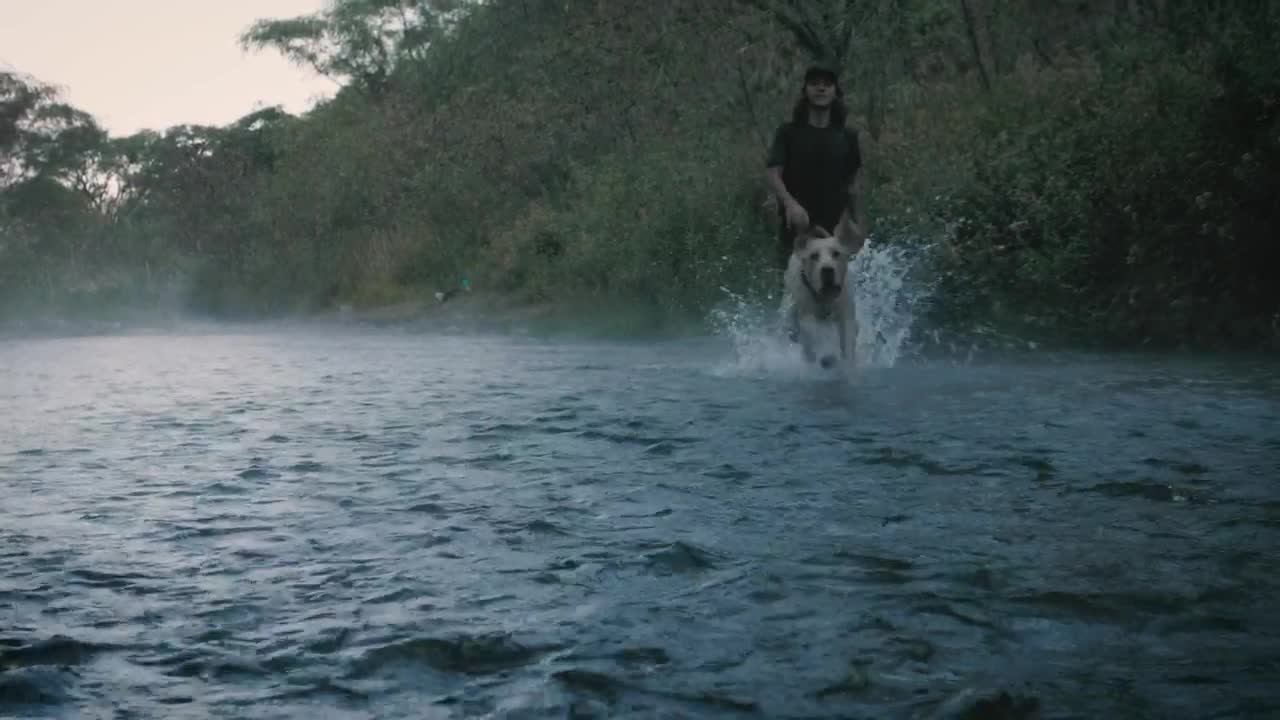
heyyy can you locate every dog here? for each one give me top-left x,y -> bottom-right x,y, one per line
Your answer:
783,219 -> 865,370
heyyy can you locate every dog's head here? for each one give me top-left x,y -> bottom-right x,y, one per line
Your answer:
793,224 -> 856,299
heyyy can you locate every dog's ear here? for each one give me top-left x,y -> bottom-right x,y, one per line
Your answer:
794,224 -> 831,254
835,219 -> 867,254
793,225 -> 812,253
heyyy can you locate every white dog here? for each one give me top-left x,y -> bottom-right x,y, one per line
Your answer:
783,220 -> 865,370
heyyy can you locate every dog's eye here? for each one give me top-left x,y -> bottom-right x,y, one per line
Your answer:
831,250 -> 842,259
809,252 -> 819,261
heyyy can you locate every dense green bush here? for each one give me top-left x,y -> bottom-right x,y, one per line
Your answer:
918,16 -> 1280,348
479,131 -> 775,314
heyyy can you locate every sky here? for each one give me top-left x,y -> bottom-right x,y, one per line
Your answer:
0,0 -> 341,137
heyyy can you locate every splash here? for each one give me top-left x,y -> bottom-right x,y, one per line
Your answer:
709,238 -> 930,375
849,239 -> 929,368
707,285 -> 812,378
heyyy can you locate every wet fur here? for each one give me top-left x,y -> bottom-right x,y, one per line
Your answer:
783,222 -> 863,370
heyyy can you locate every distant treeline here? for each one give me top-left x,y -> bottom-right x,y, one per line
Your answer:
2,0 -> 1276,349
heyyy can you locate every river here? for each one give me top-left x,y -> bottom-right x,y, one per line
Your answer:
2,286 -> 1278,718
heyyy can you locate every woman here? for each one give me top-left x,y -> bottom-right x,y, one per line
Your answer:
765,64 -> 868,270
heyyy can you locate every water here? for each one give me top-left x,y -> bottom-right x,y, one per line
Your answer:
2,256 -> 1279,718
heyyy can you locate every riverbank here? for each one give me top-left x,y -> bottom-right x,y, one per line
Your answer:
0,291 -> 710,343
9,294 -> 1274,373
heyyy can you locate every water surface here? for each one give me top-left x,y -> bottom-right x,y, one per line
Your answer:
1,325 -> 1278,719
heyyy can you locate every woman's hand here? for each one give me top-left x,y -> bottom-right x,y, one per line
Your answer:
784,199 -> 810,230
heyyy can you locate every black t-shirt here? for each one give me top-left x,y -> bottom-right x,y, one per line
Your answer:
766,121 -> 861,231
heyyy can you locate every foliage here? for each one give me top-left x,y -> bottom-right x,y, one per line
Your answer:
922,6 -> 1280,347
481,130 -> 773,313
238,0 -> 460,93
2,0 -> 1277,349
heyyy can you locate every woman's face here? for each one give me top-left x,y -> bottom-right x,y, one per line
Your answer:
805,76 -> 836,107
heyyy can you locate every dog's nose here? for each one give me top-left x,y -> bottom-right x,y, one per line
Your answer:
820,266 -> 836,287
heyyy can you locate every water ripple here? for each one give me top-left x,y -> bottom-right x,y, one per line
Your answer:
0,331 -> 1276,718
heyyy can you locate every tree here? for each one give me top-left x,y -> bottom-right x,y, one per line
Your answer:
239,0 -> 465,94
958,0 -> 993,91
1,71 -> 55,186
738,0 -> 864,67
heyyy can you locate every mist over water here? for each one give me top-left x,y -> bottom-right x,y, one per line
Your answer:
2,245 -> 1279,719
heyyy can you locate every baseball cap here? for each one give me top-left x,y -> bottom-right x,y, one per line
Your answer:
804,64 -> 839,85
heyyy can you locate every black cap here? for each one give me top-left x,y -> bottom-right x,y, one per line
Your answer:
804,64 -> 839,85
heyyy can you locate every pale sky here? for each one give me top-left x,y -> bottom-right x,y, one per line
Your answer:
0,0 -> 341,137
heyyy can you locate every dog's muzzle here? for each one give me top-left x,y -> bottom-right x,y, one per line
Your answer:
820,266 -> 836,287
